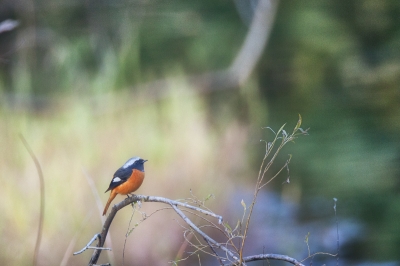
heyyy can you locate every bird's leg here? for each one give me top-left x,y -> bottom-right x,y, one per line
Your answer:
125,194 -> 136,209
126,194 -> 141,209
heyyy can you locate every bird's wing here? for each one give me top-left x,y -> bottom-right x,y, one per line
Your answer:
104,168 -> 132,192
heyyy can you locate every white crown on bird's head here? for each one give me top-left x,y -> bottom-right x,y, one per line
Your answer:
122,157 -> 147,170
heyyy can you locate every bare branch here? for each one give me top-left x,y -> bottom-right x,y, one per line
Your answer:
85,195 -> 224,265
79,192 -> 309,266
81,118 -> 310,266
235,254 -> 306,266
145,196 -> 223,224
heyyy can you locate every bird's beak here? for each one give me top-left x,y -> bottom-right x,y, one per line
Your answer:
143,159 -> 148,163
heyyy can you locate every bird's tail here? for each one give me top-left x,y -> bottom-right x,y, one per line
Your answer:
103,190 -> 117,216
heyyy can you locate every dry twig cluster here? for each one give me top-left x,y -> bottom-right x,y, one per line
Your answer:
76,115 -> 310,266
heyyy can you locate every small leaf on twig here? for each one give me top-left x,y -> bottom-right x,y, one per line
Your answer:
282,130 -> 288,139
333,198 -> 337,211
298,127 -> 309,135
232,220 -> 241,233
282,176 -> 290,184
276,123 -> 287,136
294,114 -> 302,131
304,232 -> 310,243
204,194 -> 214,201
304,232 -> 311,256
241,199 -> 246,211
267,142 -> 272,152
224,222 -> 232,233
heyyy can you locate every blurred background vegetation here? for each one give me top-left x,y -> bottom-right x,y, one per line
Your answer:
0,0 -> 399,265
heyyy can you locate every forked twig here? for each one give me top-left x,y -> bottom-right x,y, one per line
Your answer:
73,234 -> 111,255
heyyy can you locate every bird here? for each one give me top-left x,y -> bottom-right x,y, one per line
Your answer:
102,157 -> 147,216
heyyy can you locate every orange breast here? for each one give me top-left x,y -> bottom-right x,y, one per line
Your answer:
113,169 -> 145,195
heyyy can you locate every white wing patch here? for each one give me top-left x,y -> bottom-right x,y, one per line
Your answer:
112,177 -> 122,182
122,157 -> 140,169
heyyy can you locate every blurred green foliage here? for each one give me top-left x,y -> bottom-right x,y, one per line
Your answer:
0,0 -> 400,265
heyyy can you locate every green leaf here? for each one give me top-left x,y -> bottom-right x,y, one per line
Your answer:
304,232 -> 310,243
233,220 -> 241,232
292,114 -> 302,134
204,194 -> 213,201
276,123 -> 287,136
224,222 -> 232,233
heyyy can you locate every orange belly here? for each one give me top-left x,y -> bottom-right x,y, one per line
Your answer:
113,170 -> 145,195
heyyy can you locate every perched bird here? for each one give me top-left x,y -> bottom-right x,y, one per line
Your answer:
103,157 -> 147,216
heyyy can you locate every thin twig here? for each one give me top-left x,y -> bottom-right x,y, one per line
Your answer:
259,155 -> 291,189
20,134 -> 44,266
174,207 -> 225,264
239,136 -> 284,262
334,198 -> 339,266
175,228 -> 193,261
301,251 -> 337,263
73,234 -> 111,255
123,203 -> 137,266
171,204 -> 239,262
204,238 -> 224,266
180,208 -> 229,244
